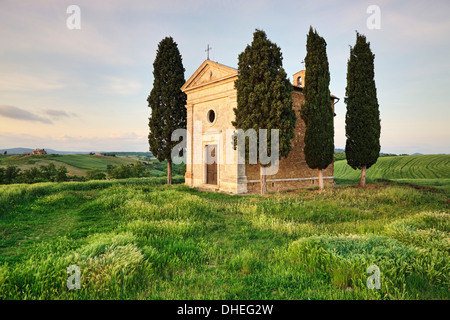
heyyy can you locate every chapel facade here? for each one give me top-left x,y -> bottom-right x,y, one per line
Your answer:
181,59 -> 337,194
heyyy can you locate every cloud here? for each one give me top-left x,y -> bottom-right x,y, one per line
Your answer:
102,77 -> 144,96
0,73 -> 66,92
0,1 -> 133,66
44,109 -> 78,119
0,106 -> 78,124
0,105 -> 52,124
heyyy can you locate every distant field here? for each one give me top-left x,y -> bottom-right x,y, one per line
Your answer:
2,154 -> 449,192
335,154 -> 450,192
0,154 -> 142,176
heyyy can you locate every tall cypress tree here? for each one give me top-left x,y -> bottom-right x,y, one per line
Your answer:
233,29 -> 296,195
301,27 -> 334,191
345,32 -> 380,187
147,37 -> 187,184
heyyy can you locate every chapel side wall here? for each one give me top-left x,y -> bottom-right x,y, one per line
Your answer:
245,90 -> 334,193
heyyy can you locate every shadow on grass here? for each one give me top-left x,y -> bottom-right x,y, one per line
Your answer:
174,184 -> 245,202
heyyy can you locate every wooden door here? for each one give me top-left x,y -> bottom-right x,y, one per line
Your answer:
206,145 -> 217,185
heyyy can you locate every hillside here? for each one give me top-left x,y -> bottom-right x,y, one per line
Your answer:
0,154 -> 141,176
0,148 -> 91,155
334,154 -> 450,192
0,148 -> 153,156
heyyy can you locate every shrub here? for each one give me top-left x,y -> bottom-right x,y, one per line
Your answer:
86,168 -> 106,180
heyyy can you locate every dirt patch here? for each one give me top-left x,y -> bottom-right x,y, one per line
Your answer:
389,180 -> 440,193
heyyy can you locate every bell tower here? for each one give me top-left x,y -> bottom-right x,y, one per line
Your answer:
292,70 -> 306,88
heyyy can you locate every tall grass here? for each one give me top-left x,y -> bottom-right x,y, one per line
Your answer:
0,177 -> 184,216
0,179 -> 448,300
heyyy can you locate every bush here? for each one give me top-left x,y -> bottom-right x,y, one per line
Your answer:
107,161 -> 150,179
0,163 -> 70,185
86,168 -> 106,180
55,166 -> 68,182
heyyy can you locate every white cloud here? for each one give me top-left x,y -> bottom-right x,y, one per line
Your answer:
102,77 -> 144,96
0,74 -> 66,92
0,1 -> 132,66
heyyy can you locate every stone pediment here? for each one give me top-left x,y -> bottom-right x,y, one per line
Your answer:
182,60 -> 238,92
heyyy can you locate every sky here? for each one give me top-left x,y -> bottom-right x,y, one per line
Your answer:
0,0 -> 449,154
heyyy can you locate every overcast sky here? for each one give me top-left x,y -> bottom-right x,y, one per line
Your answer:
0,0 -> 449,153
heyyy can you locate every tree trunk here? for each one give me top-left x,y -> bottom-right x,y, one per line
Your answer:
318,169 -> 324,191
360,165 -> 366,188
167,160 -> 172,185
260,165 -> 268,195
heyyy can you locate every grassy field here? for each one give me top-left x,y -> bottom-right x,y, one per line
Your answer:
335,154 -> 450,192
0,154 -> 146,177
0,178 -> 448,300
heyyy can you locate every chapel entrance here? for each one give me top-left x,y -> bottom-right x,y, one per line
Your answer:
206,144 -> 217,185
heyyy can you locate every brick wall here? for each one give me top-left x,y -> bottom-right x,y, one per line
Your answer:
245,88 -> 334,193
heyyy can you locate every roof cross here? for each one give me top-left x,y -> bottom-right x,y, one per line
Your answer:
205,44 -> 212,60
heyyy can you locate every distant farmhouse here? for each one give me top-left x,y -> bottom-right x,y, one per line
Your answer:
31,149 -> 47,155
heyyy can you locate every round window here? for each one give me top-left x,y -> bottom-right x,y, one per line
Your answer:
207,109 -> 216,123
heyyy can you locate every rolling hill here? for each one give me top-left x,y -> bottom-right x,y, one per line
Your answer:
0,154 -> 143,177
334,154 -> 450,192
0,148 -> 91,155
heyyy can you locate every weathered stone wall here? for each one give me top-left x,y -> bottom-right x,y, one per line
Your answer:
245,88 -> 334,193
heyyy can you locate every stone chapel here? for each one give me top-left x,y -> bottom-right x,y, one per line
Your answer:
181,59 -> 338,194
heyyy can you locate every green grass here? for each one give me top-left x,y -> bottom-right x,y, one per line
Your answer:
335,154 -> 450,192
0,154 -> 136,168
0,178 -> 448,300
44,154 -> 136,170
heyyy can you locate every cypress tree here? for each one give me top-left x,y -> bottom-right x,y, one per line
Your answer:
233,29 -> 296,195
301,27 -> 334,191
147,37 -> 187,184
345,32 -> 381,187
